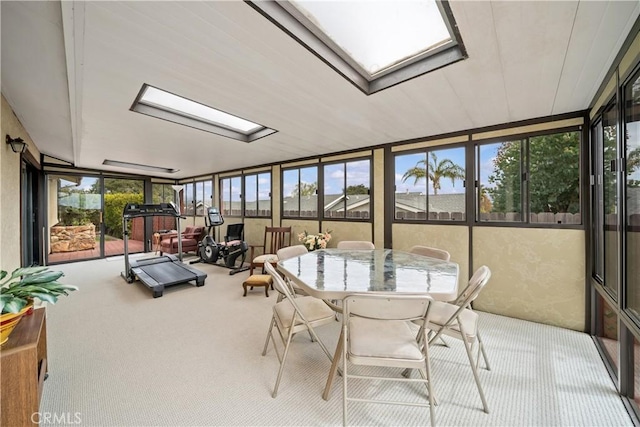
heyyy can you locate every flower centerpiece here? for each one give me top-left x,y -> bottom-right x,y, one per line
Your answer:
298,230 -> 332,251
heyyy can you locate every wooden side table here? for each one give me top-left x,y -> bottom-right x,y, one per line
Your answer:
1,308 -> 48,426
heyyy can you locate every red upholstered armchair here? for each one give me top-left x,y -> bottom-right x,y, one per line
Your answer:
159,226 -> 205,255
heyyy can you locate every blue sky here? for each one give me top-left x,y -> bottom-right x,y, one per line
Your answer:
394,146 -> 471,195
282,161 -> 372,197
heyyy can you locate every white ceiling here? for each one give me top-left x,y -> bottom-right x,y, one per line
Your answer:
1,1 -> 638,179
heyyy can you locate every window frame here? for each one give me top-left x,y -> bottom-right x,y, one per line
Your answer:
322,157 -> 372,222
182,182 -> 195,217
151,183 -> 175,205
193,178 -> 213,217
476,138 -> 525,223
243,171 -> 272,218
281,165 -> 319,219
219,175 -> 243,218
622,64 -> 640,324
473,128 -> 583,229
393,144 -> 467,223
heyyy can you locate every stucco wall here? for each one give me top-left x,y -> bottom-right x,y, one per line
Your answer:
473,227 -> 586,331
323,221 -> 372,248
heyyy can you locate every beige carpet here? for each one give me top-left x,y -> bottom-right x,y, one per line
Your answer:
38,256 -> 631,426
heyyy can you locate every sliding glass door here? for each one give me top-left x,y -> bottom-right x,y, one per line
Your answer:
47,175 -> 103,263
590,64 -> 640,418
103,178 -> 144,257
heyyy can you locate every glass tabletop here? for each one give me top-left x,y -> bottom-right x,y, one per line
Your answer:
278,249 -> 459,301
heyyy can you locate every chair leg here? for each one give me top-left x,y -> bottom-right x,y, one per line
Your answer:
422,335 -> 436,426
323,329 -> 344,401
458,322 -> 489,413
342,326 -> 349,427
272,326 -> 295,398
262,317 -> 276,356
306,325 -> 334,362
477,330 -> 491,371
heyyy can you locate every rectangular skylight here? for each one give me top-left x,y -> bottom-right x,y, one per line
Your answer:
247,0 -> 466,94
288,0 -> 452,77
131,84 -> 276,142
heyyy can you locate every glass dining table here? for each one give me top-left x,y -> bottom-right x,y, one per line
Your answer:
277,248 -> 460,400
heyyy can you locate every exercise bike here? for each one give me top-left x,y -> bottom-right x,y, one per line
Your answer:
190,207 -> 249,275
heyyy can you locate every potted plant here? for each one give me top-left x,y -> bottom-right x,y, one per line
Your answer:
0,266 -> 78,345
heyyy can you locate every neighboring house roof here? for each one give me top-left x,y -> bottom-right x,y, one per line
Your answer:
234,192 -> 467,214
283,194 -> 371,212
394,192 -> 465,213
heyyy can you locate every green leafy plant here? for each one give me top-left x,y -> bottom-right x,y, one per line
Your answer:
0,267 -> 78,314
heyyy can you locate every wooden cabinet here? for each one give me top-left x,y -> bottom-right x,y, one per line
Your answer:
1,308 -> 47,426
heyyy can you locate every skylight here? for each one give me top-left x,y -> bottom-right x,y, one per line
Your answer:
247,0 -> 466,95
130,84 -> 276,142
288,0 -> 451,77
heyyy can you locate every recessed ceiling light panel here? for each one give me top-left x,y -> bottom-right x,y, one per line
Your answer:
103,159 -> 179,174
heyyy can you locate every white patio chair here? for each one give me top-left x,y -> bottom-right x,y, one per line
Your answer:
409,246 -> 451,347
341,293 -> 436,426
276,245 -> 310,297
336,241 -> 375,249
425,265 -> 491,413
262,262 -> 336,398
450,266 -> 492,371
409,245 -> 451,261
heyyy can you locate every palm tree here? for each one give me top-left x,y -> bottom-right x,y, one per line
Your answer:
292,182 -> 317,197
402,152 -> 465,194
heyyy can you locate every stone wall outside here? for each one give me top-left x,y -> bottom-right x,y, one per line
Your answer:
50,224 -> 96,253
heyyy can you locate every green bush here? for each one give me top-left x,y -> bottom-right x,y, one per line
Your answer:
104,193 -> 143,239
58,206 -> 100,226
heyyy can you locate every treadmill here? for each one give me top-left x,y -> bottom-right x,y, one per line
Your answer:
120,203 -> 207,298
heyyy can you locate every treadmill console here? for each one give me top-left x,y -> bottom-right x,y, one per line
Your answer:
123,203 -> 179,218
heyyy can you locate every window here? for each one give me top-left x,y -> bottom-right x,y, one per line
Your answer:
282,166 -> 318,218
183,182 -> 195,216
603,101 -> 619,299
130,84 -> 276,142
592,121 -> 605,282
477,131 -> 581,225
529,133 -> 581,220
152,184 -> 175,204
323,159 -> 370,220
244,172 -> 271,217
625,68 -> 640,319
395,146 -> 466,221
478,140 -> 523,222
220,176 -> 242,217
248,0 -> 465,94
194,179 -> 213,217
